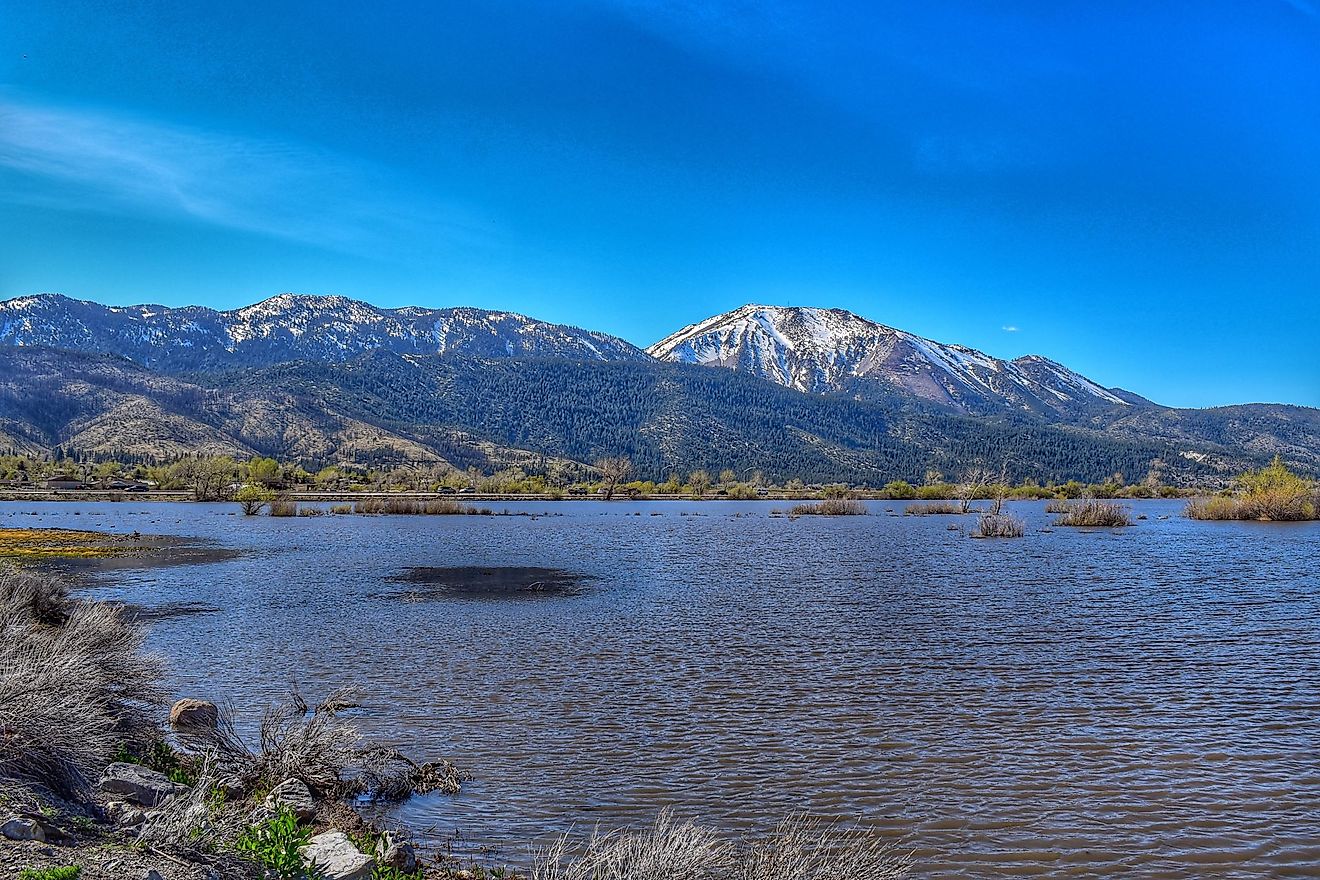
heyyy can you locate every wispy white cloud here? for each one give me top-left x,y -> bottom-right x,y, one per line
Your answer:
0,94 -> 493,257
1002,324 -> 1019,332
1280,0 -> 1319,18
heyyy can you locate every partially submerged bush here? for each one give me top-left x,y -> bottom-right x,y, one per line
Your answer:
352,497 -> 492,516
1053,500 -> 1132,527
533,811 -> 909,880
0,564 -> 164,797
972,513 -> 1025,538
209,687 -> 465,802
788,499 -> 867,517
1044,497 -> 1070,514
269,498 -> 298,517
904,502 -> 963,515
1186,458 -> 1318,521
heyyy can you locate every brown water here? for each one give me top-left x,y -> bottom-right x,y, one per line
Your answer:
13,499 -> 1320,878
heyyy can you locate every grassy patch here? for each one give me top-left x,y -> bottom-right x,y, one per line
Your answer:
1053,500 -> 1132,527
788,499 -> 867,517
904,502 -> 963,515
972,513 -> 1025,538
0,528 -> 142,561
19,868 -> 82,880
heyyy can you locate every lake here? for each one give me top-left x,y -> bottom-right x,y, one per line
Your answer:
9,499 -> 1320,878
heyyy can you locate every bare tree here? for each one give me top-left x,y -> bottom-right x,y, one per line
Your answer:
596,457 -> 632,500
956,467 -> 995,514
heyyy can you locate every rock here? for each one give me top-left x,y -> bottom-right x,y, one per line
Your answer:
169,698 -> 219,732
105,800 -> 146,827
265,777 -> 316,822
145,871 -> 166,880
1,816 -> 45,842
99,762 -> 187,807
300,830 -> 375,880
374,830 -> 418,872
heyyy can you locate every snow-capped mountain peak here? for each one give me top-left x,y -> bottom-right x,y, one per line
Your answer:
0,293 -> 648,370
649,304 -> 1129,415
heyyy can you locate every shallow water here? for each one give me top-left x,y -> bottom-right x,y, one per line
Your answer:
9,500 -> 1320,878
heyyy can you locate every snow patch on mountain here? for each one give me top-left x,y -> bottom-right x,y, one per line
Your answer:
649,304 -> 1128,415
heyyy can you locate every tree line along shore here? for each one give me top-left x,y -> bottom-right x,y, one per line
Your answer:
0,451 -> 1231,503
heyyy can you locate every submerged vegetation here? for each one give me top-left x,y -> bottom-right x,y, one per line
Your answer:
1052,500 -> 1133,528
972,513 -> 1026,538
787,499 -> 868,517
905,502 -> 964,515
1185,457 -> 1319,522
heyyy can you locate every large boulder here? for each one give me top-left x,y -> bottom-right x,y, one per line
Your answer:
1,816 -> 45,842
99,762 -> 187,807
300,831 -> 375,880
264,777 -> 317,823
169,698 -> 218,732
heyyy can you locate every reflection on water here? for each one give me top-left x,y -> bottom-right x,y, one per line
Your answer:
9,500 -> 1320,878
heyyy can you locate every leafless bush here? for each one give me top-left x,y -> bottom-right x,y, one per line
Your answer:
1053,500 -> 1132,527
905,502 -> 963,515
533,812 -> 910,880
788,499 -> 867,517
972,513 -> 1025,538
0,565 -> 165,797
533,810 -> 731,880
1044,497 -> 1070,514
206,687 -> 465,801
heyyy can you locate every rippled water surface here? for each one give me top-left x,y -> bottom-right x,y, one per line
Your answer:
12,500 -> 1320,878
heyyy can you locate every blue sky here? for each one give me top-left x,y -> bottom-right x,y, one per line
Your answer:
1,0 -> 1317,407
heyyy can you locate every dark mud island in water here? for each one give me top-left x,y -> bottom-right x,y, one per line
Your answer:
3,501 -> 1320,879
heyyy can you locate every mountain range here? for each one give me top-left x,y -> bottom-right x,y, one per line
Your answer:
1,292 -> 1316,483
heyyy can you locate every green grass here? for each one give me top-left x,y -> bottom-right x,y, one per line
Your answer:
20,868 -> 82,880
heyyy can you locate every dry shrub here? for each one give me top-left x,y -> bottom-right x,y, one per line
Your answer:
352,497 -> 488,515
904,502 -> 963,515
208,687 -> 464,801
972,513 -> 1025,538
268,499 -> 298,517
1184,496 -> 1241,521
1044,497 -> 1070,514
1053,500 -> 1132,527
789,499 -> 867,517
0,565 -> 164,798
533,811 -> 909,880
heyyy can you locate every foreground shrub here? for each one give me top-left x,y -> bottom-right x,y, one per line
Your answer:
235,807 -> 315,879
0,565 -> 164,797
972,513 -> 1025,538
905,502 -> 962,515
1053,500 -> 1132,527
209,688 -> 464,802
788,499 -> 867,517
269,498 -> 298,517
532,811 -> 909,880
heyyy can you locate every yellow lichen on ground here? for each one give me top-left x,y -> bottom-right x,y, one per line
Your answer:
0,527 -> 141,560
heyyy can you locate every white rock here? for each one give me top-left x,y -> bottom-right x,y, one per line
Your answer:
1,816 -> 45,842
99,762 -> 187,806
300,830 -> 375,880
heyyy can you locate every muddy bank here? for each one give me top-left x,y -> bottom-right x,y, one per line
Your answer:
0,526 -> 238,572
